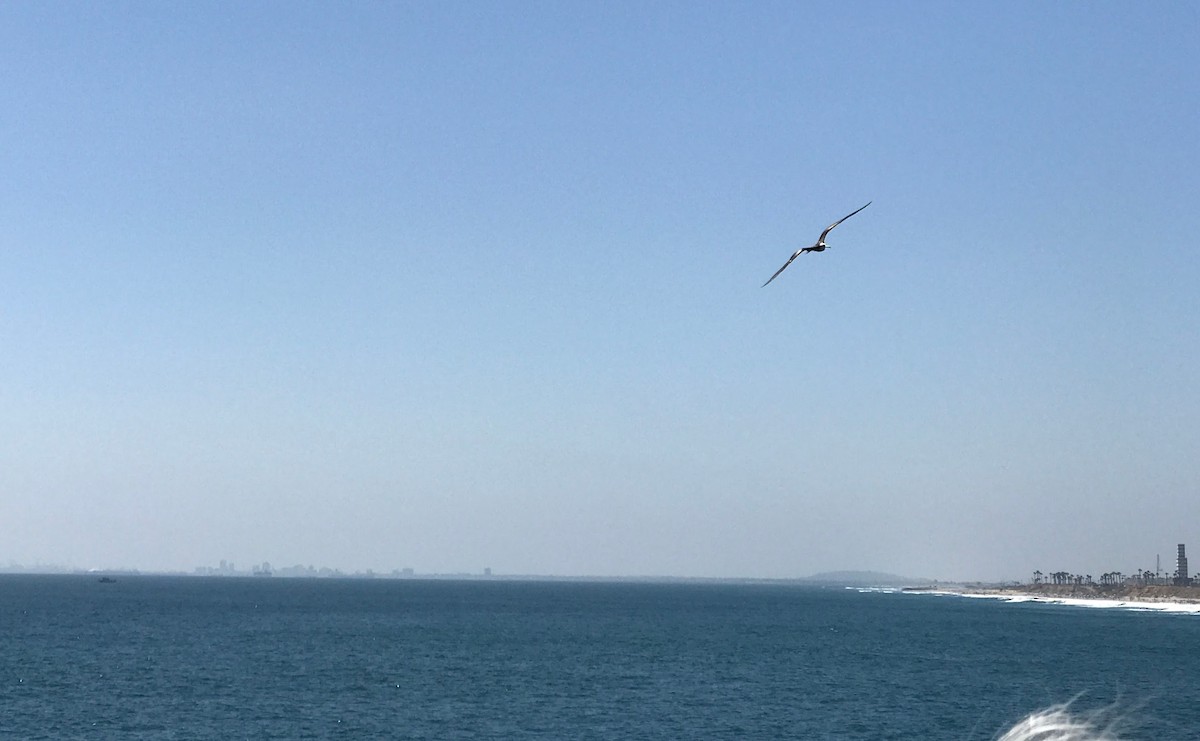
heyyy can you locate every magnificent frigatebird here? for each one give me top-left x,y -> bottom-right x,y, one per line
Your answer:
761,201 -> 871,287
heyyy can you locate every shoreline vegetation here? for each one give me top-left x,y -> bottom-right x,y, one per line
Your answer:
915,582 -> 1200,605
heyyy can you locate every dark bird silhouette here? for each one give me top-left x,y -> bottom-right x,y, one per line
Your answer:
761,202 -> 871,287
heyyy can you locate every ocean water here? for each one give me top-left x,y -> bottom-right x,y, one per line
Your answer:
2,576 -> 1197,739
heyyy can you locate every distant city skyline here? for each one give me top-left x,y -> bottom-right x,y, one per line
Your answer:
5,540 -> 1196,587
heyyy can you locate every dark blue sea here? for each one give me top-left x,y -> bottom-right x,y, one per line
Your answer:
2,576 -> 1197,739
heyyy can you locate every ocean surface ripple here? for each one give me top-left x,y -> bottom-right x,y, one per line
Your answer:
1,576 -> 1195,739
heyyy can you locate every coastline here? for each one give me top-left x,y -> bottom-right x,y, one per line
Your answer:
914,582 -> 1200,613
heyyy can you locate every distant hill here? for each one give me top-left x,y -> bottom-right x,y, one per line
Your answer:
800,570 -> 933,587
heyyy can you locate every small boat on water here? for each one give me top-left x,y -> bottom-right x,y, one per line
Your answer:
97,576 -> 116,583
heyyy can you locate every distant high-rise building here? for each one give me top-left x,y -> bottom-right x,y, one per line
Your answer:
1175,544 -> 1190,586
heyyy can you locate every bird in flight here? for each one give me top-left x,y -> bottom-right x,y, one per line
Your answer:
761,201 -> 871,287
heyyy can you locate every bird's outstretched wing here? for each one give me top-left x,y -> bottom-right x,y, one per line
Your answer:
817,201 -> 872,243
761,248 -> 806,287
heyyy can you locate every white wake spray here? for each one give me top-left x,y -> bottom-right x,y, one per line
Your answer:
997,704 -> 1123,741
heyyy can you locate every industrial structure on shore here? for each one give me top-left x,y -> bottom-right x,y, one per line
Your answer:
1031,543 -> 1193,587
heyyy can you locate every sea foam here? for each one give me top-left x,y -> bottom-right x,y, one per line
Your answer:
997,704 -> 1123,741
914,589 -> 1200,615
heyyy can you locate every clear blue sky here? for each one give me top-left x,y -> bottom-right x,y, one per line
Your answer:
2,2 -> 1197,580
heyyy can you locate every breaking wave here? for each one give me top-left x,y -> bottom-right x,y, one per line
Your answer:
997,704 -> 1123,741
